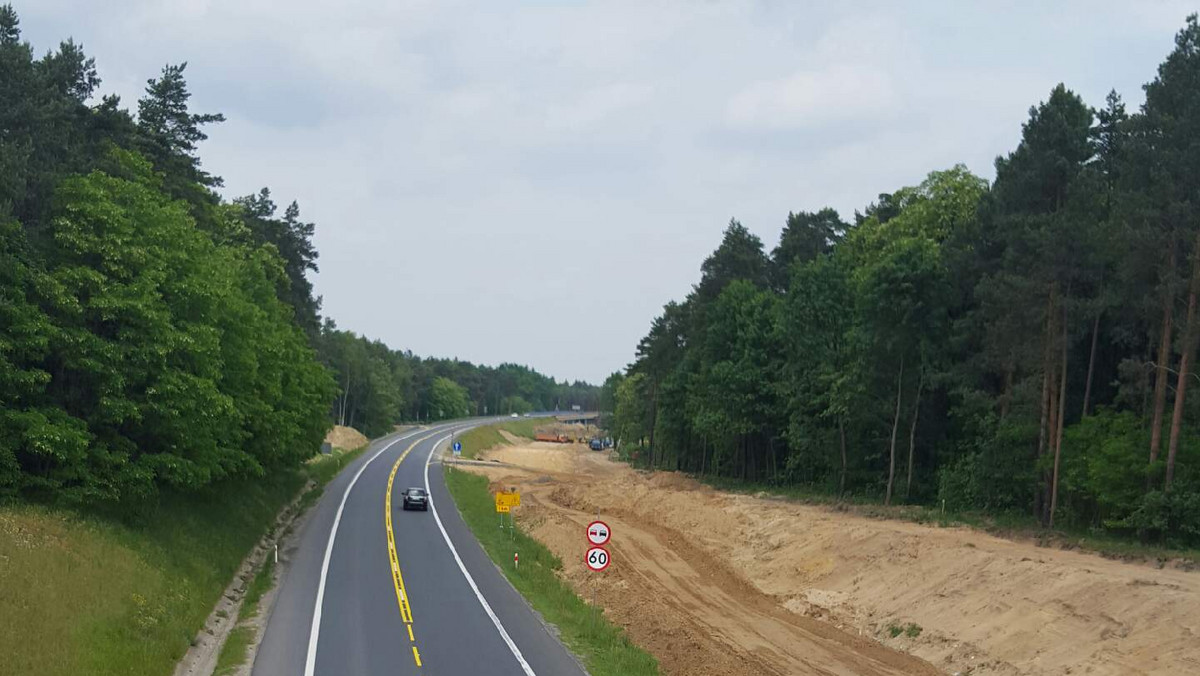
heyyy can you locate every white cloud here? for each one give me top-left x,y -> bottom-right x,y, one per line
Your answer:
726,66 -> 897,130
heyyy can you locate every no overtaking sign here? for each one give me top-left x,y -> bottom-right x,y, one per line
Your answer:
585,520 -> 611,572
586,520 -> 610,546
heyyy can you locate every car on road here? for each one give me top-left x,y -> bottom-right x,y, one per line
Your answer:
401,487 -> 429,511
510,412 -> 519,418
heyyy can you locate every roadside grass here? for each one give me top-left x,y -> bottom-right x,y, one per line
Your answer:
0,438 -> 375,676
0,472 -> 304,676
213,627 -> 252,676
454,417 -> 546,459
306,443 -> 370,484
213,556 -> 276,675
697,474 -> 1200,566
443,466 -> 658,676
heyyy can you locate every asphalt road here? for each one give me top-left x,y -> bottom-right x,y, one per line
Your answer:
253,420 -> 589,676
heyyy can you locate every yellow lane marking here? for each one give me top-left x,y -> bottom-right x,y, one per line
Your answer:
384,429 -> 444,668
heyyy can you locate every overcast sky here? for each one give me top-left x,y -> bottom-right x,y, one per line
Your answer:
19,1 -> 1197,383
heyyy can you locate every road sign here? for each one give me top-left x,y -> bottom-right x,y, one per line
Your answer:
586,520 -> 611,546
495,491 -> 520,509
585,546 -> 610,572
495,504 -> 511,514
452,441 -> 462,456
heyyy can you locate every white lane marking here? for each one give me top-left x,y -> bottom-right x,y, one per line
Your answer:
303,426 -> 433,676
424,432 -> 538,676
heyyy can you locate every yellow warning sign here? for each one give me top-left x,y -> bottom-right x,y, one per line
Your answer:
495,491 -> 521,510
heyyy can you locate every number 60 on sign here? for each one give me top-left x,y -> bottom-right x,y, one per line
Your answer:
585,546 -> 610,571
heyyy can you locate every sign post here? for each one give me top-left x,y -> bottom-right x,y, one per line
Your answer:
584,519 -> 612,616
495,491 -> 520,537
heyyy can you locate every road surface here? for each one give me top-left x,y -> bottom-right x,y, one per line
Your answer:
253,421 -> 588,676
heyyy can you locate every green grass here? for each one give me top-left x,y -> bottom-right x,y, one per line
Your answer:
696,474 -> 1200,566
0,472 -> 304,676
454,417 -> 547,459
443,466 -> 658,676
213,626 -> 252,676
305,443 -> 370,484
212,555 -> 276,674
0,438 -> 374,676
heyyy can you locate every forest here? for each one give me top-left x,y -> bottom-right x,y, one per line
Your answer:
610,16 -> 1200,544
0,5 -> 595,503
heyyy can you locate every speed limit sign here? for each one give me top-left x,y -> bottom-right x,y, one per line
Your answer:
585,546 -> 610,572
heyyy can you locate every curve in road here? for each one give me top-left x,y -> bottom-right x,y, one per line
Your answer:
253,421 -> 587,676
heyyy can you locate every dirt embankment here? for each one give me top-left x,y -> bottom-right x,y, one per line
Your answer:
463,442 -> 1200,676
324,424 -> 368,451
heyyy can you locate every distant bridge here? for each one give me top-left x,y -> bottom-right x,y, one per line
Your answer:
555,411 -> 600,425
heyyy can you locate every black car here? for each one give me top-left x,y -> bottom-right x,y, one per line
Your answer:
401,487 -> 429,511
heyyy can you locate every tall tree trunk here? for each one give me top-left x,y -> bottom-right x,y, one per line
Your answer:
339,370 -> 351,426
1000,360 -> 1015,422
1081,312 -> 1101,417
1149,242 -> 1177,472
647,380 -> 659,468
886,355 -> 904,506
906,371 -> 924,501
838,417 -> 848,498
769,437 -> 779,482
1049,297 -> 1069,529
1165,236 -> 1200,491
1036,290 -> 1054,521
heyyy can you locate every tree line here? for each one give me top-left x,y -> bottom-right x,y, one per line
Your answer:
609,16 -> 1200,544
316,323 -> 601,437
0,6 -> 596,503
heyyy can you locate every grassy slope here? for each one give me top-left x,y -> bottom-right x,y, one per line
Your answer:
454,417 -> 544,459
443,466 -> 658,676
0,443 -> 369,676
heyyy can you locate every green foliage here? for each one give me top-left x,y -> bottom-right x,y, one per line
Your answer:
0,13 -> 335,503
0,151 -> 334,501
429,376 -> 471,420
316,322 -> 599,433
616,18 -> 1200,544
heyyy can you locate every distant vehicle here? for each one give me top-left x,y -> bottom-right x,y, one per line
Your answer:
510,412 -> 519,418
523,413 -> 531,417
401,487 -> 428,511
588,439 -> 603,451
535,432 -> 571,443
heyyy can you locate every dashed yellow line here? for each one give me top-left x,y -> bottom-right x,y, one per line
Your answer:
384,430 -> 441,668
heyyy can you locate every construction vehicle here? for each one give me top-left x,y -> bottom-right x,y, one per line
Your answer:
535,432 -> 571,443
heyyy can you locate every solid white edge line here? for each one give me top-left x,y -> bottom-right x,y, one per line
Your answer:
302,426 -> 429,676
425,432 -> 538,676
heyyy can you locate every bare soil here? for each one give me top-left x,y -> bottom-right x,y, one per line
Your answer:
463,441 -> 1200,676
324,425 -> 368,451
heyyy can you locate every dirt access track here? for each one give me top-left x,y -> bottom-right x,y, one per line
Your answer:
460,435 -> 1199,676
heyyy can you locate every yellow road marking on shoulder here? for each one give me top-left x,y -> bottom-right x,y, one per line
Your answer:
384,430 -> 443,667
